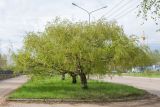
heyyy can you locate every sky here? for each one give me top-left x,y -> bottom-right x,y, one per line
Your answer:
0,0 -> 160,54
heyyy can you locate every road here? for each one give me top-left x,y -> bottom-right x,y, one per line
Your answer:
100,76 -> 160,97
1,75 -> 160,107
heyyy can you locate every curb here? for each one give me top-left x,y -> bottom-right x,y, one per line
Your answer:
7,94 -> 158,104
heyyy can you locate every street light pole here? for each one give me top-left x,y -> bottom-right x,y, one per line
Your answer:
72,3 -> 107,79
72,3 -> 107,25
89,14 -> 91,25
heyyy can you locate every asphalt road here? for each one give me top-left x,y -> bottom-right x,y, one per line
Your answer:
1,75 -> 160,107
100,76 -> 160,97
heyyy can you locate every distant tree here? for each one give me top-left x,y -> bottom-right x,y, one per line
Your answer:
13,18 -> 153,89
150,50 -> 160,64
0,54 -> 7,69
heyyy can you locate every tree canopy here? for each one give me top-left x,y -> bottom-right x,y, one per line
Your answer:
139,0 -> 160,25
13,19 -> 153,89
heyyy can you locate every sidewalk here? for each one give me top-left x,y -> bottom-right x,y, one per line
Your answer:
0,75 -> 28,105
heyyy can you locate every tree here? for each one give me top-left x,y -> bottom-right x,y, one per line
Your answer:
150,50 -> 160,64
13,18 -> 152,89
139,0 -> 160,26
0,54 -> 7,69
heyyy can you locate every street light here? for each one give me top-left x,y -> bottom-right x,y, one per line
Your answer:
72,3 -> 107,25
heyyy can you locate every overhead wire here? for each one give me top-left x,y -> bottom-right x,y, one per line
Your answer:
101,0 -> 133,19
101,0 -> 125,18
107,0 -> 137,19
115,5 -> 138,20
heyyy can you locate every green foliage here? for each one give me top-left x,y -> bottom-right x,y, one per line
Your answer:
150,50 -> 160,64
0,54 -> 7,69
13,18 -> 153,76
139,0 -> 160,26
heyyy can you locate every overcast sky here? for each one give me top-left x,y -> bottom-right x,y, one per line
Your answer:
0,0 -> 159,53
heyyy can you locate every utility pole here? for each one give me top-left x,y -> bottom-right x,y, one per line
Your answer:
72,3 -> 107,25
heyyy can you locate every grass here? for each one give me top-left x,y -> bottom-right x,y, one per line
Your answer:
123,72 -> 160,78
9,75 -> 146,100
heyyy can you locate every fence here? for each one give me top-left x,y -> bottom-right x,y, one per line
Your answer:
0,70 -> 19,80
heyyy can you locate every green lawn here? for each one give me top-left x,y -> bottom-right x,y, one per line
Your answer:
9,76 -> 146,100
123,72 -> 160,78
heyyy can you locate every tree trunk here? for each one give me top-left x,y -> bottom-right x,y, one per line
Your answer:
61,73 -> 65,80
70,73 -> 77,84
75,54 -> 88,89
79,72 -> 88,89
71,74 -> 77,84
